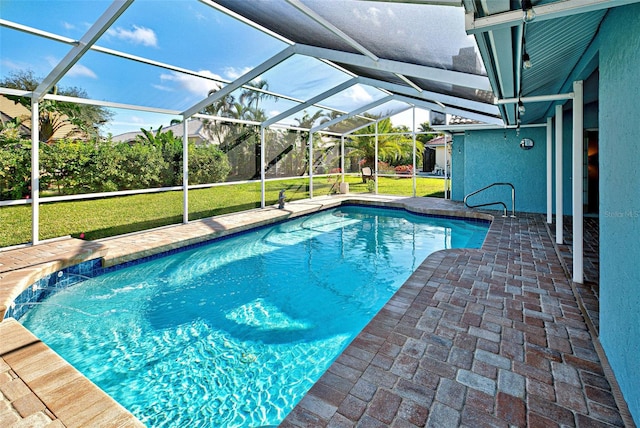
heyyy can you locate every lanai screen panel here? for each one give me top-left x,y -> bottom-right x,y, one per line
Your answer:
214,0 -> 482,71
213,0 -> 495,124
263,128 -> 310,179
364,100 -> 414,125
257,55 -> 353,102
325,116 -> 376,135
320,84 -> 390,114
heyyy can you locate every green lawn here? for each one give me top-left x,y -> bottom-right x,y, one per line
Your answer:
0,176 -> 445,248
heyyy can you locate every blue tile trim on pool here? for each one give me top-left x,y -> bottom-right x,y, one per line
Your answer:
6,258 -> 103,320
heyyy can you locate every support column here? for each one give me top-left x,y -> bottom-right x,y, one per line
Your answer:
572,81 -> 584,284
182,118 -> 189,224
555,104 -> 563,244
31,99 -> 39,245
412,107 -> 417,197
444,134 -> 449,199
309,132 -> 314,198
340,135 -> 345,183
546,116 -> 553,224
260,126 -> 266,208
374,122 -> 379,194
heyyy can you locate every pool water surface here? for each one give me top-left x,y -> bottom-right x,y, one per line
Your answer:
20,206 -> 488,427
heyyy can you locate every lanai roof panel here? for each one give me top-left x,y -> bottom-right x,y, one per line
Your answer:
213,0 -> 484,75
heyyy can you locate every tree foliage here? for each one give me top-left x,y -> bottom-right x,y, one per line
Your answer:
0,126 -> 231,199
346,117 -> 424,169
0,70 -> 113,143
202,80 -> 273,180
0,130 -> 31,199
416,122 -> 437,145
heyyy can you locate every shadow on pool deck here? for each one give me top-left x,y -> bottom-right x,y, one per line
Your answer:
0,195 -> 634,427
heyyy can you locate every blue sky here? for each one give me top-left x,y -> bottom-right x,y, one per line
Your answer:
1,0 -> 430,136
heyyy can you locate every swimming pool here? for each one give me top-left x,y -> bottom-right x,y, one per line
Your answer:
20,206 -> 488,427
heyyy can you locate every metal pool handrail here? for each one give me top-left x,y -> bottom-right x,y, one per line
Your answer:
464,182 -> 516,217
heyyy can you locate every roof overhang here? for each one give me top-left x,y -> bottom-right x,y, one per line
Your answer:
462,0 -> 640,128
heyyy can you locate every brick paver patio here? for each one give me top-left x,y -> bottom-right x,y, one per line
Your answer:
281,213 -> 634,427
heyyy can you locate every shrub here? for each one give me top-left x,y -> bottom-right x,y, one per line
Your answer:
41,139 -> 97,194
93,141 -> 167,191
188,145 -> 231,184
0,139 -> 31,199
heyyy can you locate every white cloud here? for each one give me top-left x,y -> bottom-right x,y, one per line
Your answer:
68,63 -> 97,79
121,116 -> 146,125
345,85 -> 374,103
107,25 -> 158,47
160,70 -> 223,96
224,66 -> 252,80
186,5 -> 208,21
44,56 -> 97,79
152,84 -> 174,92
1,59 -> 28,71
62,22 -> 75,30
391,108 -> 430,129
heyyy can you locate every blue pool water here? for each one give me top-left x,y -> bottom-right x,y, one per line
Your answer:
20,206 -> 488,427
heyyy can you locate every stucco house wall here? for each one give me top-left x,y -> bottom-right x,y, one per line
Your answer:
598,3 -> 640,422
451,127 -> 547,213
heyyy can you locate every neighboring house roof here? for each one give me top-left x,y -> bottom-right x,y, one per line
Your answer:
111,118 -> 213,144
448,115 -> 483,126
425,135 -> 452,147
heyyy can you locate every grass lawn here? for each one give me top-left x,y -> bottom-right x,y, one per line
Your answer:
0,176 -> 446,248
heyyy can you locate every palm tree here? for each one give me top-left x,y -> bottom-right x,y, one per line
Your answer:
201,80 -> 275,179
346,118 -> 421,170
416,122 -> 436,145
1,70 -> 112,143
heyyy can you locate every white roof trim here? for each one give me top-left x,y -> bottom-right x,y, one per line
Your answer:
466,0 -> 640,34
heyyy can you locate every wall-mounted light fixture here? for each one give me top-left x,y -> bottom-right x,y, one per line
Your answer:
522,52 -> 532,69
522,0 -> 536,22
520,138 -> 535,150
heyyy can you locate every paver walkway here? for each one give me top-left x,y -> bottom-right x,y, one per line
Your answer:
549,216 -> 601,334
281,213 -> 634,427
